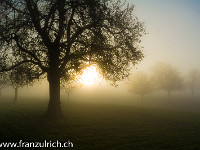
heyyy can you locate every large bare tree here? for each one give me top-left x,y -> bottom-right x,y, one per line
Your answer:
0,0 -> 144,117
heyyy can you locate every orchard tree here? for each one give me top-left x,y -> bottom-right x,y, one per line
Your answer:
0,0 -> 144,117
0,72 -> 9,99
128,72 -> 153,100
151,62 -> 184,98
61,72 -> 82,102
62,81 -> 75,102
187,69 -> 200,96
9,64 -> 35,103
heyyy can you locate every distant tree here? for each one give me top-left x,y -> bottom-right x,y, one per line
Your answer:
128,72 -> 153,100
151,62 -> 184,97
9,64 -> 34,103
187,69 -> 200,96
0,0 -> 144,117
0,72 -> 9,99
61,73 -> 82,102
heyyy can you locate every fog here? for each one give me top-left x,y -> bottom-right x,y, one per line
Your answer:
131,0 -> 200,73
1,0 -> 200,113
0,0 -> 200,112
1,72 -> 200,114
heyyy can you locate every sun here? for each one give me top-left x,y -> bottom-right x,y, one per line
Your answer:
80,65 -> 101,86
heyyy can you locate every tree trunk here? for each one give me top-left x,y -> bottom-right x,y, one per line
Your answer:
46,72 -> 63,117
13,87 -> 18,103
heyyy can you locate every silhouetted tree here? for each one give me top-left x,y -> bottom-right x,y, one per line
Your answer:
128,72 -> 153,100
0,72 -> 9,99
0,0 -> 144,117
187,69 -> 200,96
62,80 -> 77,102
151,62 -> 184,98
9,64 -> 34,103
61,72 -> 82,102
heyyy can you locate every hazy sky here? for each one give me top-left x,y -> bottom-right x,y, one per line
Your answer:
126,0 -> 200,74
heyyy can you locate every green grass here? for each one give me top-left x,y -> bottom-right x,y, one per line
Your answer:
1,100 -> 200,150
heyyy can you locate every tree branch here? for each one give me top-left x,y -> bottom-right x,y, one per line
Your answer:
1,0 -> 29,15
66,7 -> 75,47
24,0 -> 52,48
54,0 -> 65,45
14,35 -> 48,72
0,60 -> 34,72
43,1 -> 58,31
59,22 -> 98,72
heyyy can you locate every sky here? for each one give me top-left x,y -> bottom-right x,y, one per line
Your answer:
126,0 -> 200,74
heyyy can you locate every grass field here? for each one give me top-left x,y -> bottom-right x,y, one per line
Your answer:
1,99 -> 200,150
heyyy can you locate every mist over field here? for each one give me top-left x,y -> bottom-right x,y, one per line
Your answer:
1,72 -> 200,114
1,0 -> 200,113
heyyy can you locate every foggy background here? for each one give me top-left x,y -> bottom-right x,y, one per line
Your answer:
1,0 -> 200,113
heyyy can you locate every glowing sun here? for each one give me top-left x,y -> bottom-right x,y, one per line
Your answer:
80,65 -> 101,86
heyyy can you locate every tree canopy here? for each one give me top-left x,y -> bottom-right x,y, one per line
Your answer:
0,0 -> 144,80
151,62 -> 184,97
0,72 -> 9,98
128,72 -> 153,100
9,64 -> 34,88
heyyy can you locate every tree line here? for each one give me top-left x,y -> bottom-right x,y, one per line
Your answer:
128,62 -> 200,99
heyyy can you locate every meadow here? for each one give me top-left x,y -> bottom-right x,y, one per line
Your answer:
1,96 -> 200,150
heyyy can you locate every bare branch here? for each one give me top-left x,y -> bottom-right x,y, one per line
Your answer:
24,0 -> 52,48
14,35 -> 48,72
0,60 -> 35,72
